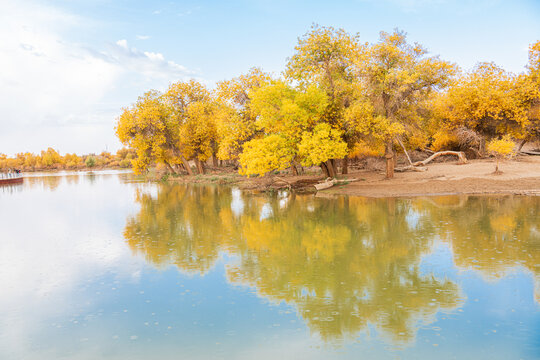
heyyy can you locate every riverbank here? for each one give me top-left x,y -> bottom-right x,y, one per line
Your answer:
168,156 -> 540,198
324,156 -> 540,198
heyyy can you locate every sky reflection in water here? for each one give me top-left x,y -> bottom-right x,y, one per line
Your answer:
0,172 -> 538,359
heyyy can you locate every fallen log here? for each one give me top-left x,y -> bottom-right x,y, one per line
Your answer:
314,178 -> 359,191
314,180 -> 335,191
395,165 -> 428,172
413,151 -> 467,166
396,136 -> 413,166
520,150 -> 540,156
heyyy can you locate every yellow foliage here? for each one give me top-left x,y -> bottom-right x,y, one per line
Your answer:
433,63 -> 533,139
487,136 -> 515,158
298,124 -> 348,166
431,130 -> 459,151
239,135 -> 295,176
349,139 -> 383,157
179,101 -> 218,162
215,68 -> 272,160
110,29 -> 540,176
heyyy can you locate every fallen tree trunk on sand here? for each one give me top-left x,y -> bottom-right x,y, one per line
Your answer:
413,151 -> 468,166
314,178 -> 359,191
395,151 -> 468,173
520,150 -> 540,156
394,165 -> 428,172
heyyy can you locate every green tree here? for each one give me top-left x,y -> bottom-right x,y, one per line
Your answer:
85,156 -> 96,168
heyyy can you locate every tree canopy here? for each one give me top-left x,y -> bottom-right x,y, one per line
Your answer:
115,27 -> 540,178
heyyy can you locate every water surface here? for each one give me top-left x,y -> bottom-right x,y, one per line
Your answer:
0,171 -> 538,359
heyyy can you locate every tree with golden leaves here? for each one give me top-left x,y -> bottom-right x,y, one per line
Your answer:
240,81 -> 348,177
286,25 -> 362,175
487,136 -> 515,174
116,80 -> 219,175
432,63 -> 529,151
215,68 -> 272,162
116,90 -> 185,174
351,29 -> 456,178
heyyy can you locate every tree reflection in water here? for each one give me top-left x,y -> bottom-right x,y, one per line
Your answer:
123,185 -> 539,345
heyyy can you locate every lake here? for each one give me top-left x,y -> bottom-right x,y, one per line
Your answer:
0,171 -> 538,359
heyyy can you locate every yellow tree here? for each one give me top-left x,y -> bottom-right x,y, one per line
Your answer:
286,25 -> 361,174
519,40 -> 540,146
179,101 -> 218,174
351,29 -> 456,178
116,90 -> 187,174
40,148 -> 63,169
432,62 -> 530,153
117,80 -> 218,175
64,153 -> 82,168
215,68 -> 272,162
298,123 -> 348,177
487,136 -> 515,174
165,80 -> 222,174
240,81 -> 345,177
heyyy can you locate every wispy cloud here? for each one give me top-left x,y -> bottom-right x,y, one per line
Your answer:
136,34 -> 150,40
106,39 -> 193,80
0,0 -> 197,155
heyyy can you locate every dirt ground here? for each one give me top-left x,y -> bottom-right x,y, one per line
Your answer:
325,156 -> 540,197
168,154 -> 540,198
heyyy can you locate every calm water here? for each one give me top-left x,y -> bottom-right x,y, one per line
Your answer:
0,171 -> 538,359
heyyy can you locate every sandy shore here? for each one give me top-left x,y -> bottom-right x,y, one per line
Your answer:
168,155 -> 540,198
326,156 -> 540,198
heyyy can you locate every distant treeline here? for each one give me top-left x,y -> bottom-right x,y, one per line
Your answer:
0,148 -> 136,171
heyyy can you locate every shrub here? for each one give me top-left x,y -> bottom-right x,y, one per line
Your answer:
85,156 -> 96,168
487,136 -> 515,174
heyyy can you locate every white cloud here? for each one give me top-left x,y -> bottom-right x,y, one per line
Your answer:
105,39 -> 193,81
136,35 -> 151,40
116,39 -> 129,49
0,0 -> 196,156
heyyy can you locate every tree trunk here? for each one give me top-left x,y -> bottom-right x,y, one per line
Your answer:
212,154 -> 219,167
164,161 -> 177,174
330,159 -> 338,177
194,157 -> 205,174
342,156 -> 348,175
293,160 -> 303,175
180,156 -> 194,176
479,136 -> 486,156
320,162 -> 330,177
385,140 -> 394,179
517,139 -> 527,152
396,136 -> 413,166
326,160 -> 336,178
412,151 -> 467,166
290,164 -> 299,176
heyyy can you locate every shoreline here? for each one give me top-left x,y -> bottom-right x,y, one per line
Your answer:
18,157 -> 539,198
168,157 -> 540,198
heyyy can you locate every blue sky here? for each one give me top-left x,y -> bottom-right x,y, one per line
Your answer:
1,0 -> 539,155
